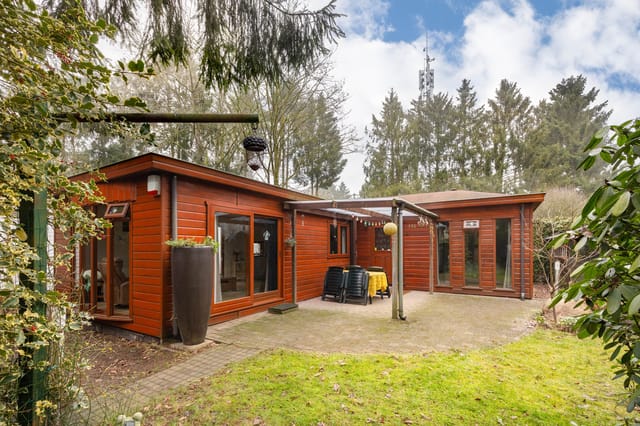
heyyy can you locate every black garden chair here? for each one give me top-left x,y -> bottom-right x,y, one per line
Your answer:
344,266 -> 369,305
322,266 -> 346,302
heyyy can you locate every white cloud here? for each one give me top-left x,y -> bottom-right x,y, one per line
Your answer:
333,0 -> 640,195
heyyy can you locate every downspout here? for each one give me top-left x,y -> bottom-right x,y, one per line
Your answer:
429,219 -> 434,294
397,207 -> 406,320
350,216 -> 357,266
291,209 -> 297,304
520,204 -> 525,301
171,175 -> 178,336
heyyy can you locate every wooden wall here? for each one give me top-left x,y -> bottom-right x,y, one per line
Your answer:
354,203 -> 537,299
422,203 -> 535,299
296,215 -> 351,300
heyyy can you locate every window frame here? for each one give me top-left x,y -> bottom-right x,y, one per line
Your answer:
436,221 -> 450,286
104,202 -> 130,219
80,204 -> 132,319
495,218 -> 513,289
329,222 -> 350,256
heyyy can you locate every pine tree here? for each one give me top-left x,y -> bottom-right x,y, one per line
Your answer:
487,79 -> 533,191
294,96 -> 347,195
408,92 -> 455,191
523,75 -> 611,191
452,79 -> 487,182
46,0 -> 344,89
363,89 -> 421,196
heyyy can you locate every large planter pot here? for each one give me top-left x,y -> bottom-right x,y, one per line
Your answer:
171,246 -> 214,345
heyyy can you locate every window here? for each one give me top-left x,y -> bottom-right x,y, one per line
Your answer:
437,222 -> 450,285
104,202 -> 129,219
214,213 -> 281,301
254,217 -> 278,294
374,227 -> 391,251
496,219 -> 512,289
464,228 -> 480,286
329,223 -> 349,255
80,204 -> 130,317
214,212 -> 250,302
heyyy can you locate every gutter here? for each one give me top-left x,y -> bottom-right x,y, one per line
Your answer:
171,175 -> 178,336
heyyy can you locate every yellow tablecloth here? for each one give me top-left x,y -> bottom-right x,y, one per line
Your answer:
367,271 -> 388,297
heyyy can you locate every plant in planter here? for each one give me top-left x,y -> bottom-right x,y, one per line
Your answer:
166,236 -> 218,345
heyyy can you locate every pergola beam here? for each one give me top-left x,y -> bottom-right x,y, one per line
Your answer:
54,112 -> 259,124
54,113 -> 262,164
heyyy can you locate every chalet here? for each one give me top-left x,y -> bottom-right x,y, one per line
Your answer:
60,153 -> 544,341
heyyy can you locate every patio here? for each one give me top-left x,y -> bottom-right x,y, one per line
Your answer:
206,291 -> 546,354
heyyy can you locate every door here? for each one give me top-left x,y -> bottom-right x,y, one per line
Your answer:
372,227 -> 392,282
253,217 -> 278,294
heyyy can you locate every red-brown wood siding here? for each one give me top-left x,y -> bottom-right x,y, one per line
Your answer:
171,176 -> 294,326
423,204 -> 536,299
293,214 -> 350,301
402,221 -> 432,291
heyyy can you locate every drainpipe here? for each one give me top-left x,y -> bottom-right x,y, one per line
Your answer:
291,209 -> 297,304
171,176 -> 178,336
397,207 -> 406,320
429,220 -> 434,294
520,204 -> 525,301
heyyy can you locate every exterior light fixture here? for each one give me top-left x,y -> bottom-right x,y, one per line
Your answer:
383,222 -> 398,236
242,124 -> 267,171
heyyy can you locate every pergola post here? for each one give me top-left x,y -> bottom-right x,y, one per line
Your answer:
391,206 -> 399,320
17,190 -> 48,426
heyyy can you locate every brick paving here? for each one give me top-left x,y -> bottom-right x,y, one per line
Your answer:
84,342 -> 261,425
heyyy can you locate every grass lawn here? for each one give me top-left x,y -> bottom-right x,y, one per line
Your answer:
142,330 -> 630,425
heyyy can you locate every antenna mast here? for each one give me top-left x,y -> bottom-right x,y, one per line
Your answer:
418,31 -> 435,101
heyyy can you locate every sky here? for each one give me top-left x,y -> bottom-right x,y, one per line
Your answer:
324,0 -> 640,195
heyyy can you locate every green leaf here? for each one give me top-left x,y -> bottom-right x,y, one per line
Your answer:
15,228 -> 28,241
630,254 -> 640,274
578,155 -> 596,171
2,296 -> 19,308
89,34 -> 99,44
607,287 -> 622,315
139,122 -> 151,135
629,293 -> 640,316
551,234 -> 567,250
574,236 -> 588,253
611,191 -> 631,216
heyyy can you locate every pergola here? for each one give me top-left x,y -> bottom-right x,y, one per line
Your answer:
284,197 -> 438,320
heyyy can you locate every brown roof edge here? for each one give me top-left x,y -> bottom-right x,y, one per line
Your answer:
284,197 -> 438,219
414,192 -> 546,210
70,153 -> 319,202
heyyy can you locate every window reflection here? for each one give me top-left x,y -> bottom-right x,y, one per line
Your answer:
215,213 -> 250,302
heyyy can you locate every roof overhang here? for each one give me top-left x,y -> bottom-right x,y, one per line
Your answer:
284,197 -> 438,221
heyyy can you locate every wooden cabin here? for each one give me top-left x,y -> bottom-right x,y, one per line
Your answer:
60,154 -> 544,341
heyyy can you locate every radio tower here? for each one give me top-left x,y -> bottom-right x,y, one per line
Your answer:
418,32 -> 435,101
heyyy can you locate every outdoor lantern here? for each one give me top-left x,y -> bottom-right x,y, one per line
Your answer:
147,174 -> 161,196
383,222 -> 398,236
242,133 -> 267,171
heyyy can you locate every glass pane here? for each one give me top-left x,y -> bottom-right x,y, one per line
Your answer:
340,226 -> 348,254
437,222 -> 450,284
215,213 -> 250,302
374,228 -> 391,251
464,229 -> 480,286
329,224 -> 338,254
94,206 -> 107,313
80,243 -> 92,308
112,219 -> 130,315
254,217 -> 278,294
496,219 -> 512,288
